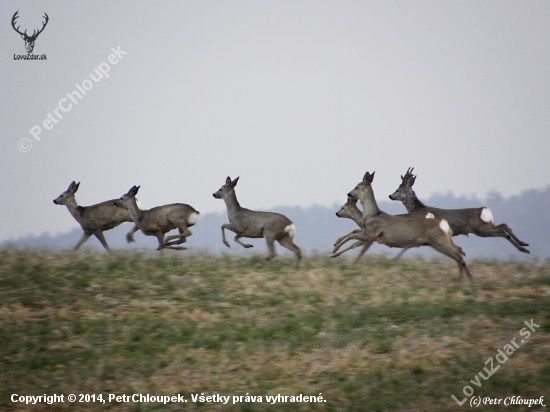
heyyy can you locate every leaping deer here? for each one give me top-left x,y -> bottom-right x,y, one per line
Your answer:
12,11 -> 49,54
389,168 -> 530,254
333,171 -> 472,281
333,196 -> 434,259
213,177 -> 302,268
114,186 -> 199,251
53,181 -> 137,253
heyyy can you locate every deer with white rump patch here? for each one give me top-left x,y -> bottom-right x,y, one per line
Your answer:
53,181 -> 137,252
389,168 -> 530,254
333,171 -> 473,281
213,177 -> 302,267
114,186 -> 199,251
333,196 -> 431,259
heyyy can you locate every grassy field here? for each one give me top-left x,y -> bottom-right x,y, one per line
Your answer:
0,250 -> 549,411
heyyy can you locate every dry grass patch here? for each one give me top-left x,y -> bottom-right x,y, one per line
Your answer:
0,251 -> 549,411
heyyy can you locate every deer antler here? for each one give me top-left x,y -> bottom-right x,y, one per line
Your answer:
11,11 -> 49,40
11,11 -> 26,37
31,13 -> 49,39
401,167 -> 415,183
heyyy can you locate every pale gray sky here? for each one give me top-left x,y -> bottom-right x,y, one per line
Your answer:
1,1 -> 549,242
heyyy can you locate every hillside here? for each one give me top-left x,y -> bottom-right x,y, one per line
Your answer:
1,252 -> 549,411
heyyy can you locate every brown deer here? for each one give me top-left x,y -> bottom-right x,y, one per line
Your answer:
53,181 -> 137,252
333,171 -> 473,281
114,186 -> 199,251
213,177 -> 302,267
333,196 -> 434,259
389,168 -> 530,254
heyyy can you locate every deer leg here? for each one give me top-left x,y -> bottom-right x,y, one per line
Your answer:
496,224 -> 529,246
156,230 -> 185,251
333,232 -> 368,254
393,247 -> 410,261
165,227 -> 191,246
234,235 -> 254,248
473,225 -> 530,254
334,229 -> 363,246
277,234 -> 302,268
332,240 -> 364,258
73,232 -> 92,251
126,224 -> 140,243
221,224 -> 239,248
430,240 -> 473,282
264,235 -> 277,263
94,231 -> 112,253
354,239 -> 374,263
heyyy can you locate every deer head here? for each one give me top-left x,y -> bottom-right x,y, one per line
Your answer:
114,186 -> 140,209
213,176 -> 239,200
389,167 -> 416,201
12,11 -> 49,54
53,181 -> 80,205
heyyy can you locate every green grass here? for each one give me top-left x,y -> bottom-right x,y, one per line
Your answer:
0,251 -> 549,411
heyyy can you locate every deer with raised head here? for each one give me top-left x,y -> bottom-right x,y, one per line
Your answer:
53,181 -> 137,252
114,186 -> 199,251
213,177 -> 302,267
333,196 -> 364,256
334,196 -> 437,258
389,168 -> 530,254
333,171 -> 472,281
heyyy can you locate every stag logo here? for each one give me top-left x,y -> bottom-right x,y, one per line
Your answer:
11,11 -> 49,54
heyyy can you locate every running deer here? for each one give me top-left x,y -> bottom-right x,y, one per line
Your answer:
389,168 -> 530,254
53,181 -> 137,252
114,186 -> 199,251
333,196 -> 427,259
333,171 -> 472,281
213,177 -> 302,267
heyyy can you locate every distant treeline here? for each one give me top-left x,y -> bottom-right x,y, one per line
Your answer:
4,187 -> 549,259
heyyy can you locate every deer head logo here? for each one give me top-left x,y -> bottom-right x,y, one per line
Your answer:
11,11 -> 49,54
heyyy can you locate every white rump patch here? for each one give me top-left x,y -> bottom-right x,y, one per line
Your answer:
439,219 -> 452,235
284,223 -> 296,239
135,198 -> 145,210
425,213 -> 435,219
188,212 -> 200,226
480,207 -> 494,224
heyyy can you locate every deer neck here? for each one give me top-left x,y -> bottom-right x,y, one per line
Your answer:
403,189 -> 426,213
358,188 -> 380,219
351,208 -> 364,226
126,199 -> 144,223
224,190 -> 242,218
65,197 -> 83,222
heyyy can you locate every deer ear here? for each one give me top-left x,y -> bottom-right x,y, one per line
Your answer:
21,34 -> 25,40
225,177 -> 232,186
363,171 -> 375,184
408,176 -> 416,187
68,181 -> 79,193
231,177 -> 239,187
